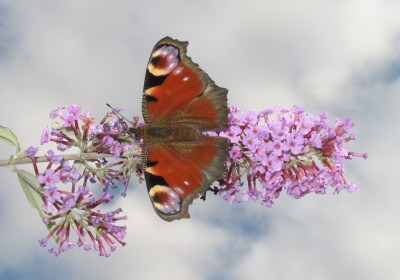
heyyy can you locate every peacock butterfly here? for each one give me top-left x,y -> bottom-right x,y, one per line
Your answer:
131,37 -> 229,221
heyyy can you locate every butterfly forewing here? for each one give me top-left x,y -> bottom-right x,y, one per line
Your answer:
143,37 -> 228,129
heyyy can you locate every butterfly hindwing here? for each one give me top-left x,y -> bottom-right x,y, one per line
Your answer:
143,136 -> 228,221
140,37 -> 229,221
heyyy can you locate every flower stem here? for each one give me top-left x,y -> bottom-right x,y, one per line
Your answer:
0,153 -> 114,168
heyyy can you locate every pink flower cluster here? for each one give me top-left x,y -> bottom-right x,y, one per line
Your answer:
42,104 -> 133,157
42,105 -> 140,190
26,146 -> 128,257
24,105 -> 142,257
215,106 -> 367,207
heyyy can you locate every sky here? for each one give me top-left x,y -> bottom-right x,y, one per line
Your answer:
0,0 -> 399,279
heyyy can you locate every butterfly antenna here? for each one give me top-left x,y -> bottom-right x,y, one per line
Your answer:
106,103 -> 132,124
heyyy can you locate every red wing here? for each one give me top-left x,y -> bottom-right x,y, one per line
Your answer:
142,37 -> 228,131
143,136 -> 228,221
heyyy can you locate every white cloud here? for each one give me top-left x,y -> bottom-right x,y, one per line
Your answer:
0,0 -> 399,279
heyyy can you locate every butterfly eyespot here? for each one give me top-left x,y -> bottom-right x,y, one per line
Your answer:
148,46 -> 179,76
149,185 -> 181,215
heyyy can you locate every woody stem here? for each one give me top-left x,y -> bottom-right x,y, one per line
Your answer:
0,153 -> 114,168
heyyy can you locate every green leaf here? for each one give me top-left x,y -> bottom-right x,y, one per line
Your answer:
0,125 -> 20,152
16,169 -> 46,220
17,169 -> 56,236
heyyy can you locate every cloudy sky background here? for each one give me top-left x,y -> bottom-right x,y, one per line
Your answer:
0,0 -> 399,279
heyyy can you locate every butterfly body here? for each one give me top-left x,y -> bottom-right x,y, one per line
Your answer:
136,124 -> 203,143
133,37 -> 229,221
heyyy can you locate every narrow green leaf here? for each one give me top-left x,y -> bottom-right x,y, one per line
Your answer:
16,169 -> 46,220
17,169 -> 56,236
0,125 -> 20,152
